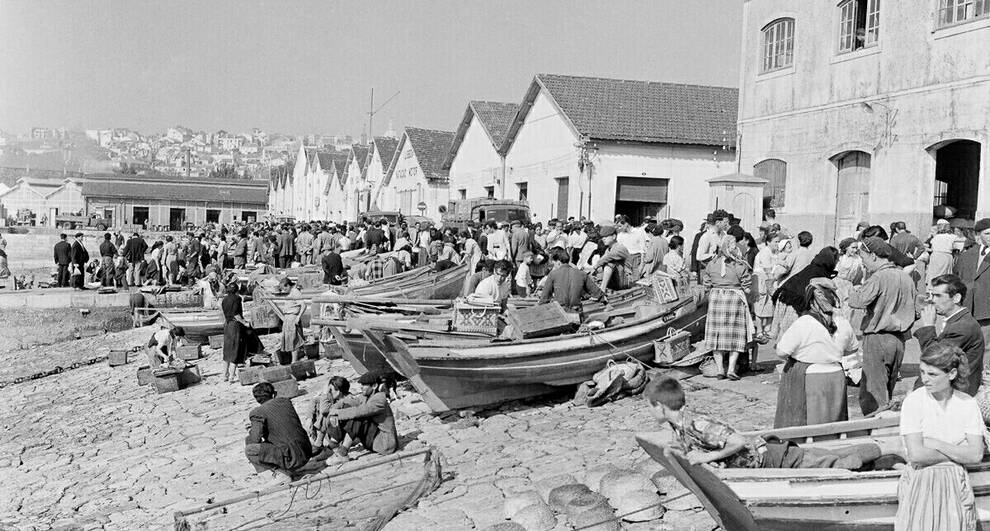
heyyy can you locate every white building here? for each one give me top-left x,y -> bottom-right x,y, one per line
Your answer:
497,74 -> 737,224
378,127 -> 455,220
445,100 -> 520,202
737,0 -> 990,242
342,144 -> 370,221
366,136 -> 400,210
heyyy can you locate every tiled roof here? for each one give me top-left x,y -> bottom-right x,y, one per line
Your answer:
405,127 -> 454,182
81,179 -> 268,205
443,101 -> 520,168
325,153 -> 351,193
501,74 -> 738,152
373,137 -> 399,169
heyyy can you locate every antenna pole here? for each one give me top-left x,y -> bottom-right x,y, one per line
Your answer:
368,88 -> 374,145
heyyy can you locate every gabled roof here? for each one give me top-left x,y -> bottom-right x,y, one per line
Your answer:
324,153 -> 351,194
372,136 -> 399,170
404,127 -> 455,182
443,100 -> 520,168
501,73 -> 738,153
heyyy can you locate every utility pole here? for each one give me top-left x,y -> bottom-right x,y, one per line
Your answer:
367,88 -> 400,145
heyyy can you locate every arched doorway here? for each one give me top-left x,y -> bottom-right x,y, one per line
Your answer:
833,150 -> 871,240
932,140 -> 981,221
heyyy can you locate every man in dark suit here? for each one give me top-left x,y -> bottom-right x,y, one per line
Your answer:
121,232 -> 148,287
53,233 -> 72,287
914,274 -> 985,395
953,217 -> 990,378
244,382 -> 313,482
69,233 -> 89,290
276,226 -> 294,268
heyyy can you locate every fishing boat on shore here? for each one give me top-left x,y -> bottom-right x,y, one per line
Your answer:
341,263 -> 469,300
636,414 -> 990,530
353,293 -> 707,412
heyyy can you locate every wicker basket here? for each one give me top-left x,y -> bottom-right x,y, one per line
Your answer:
452,300 -> 500,334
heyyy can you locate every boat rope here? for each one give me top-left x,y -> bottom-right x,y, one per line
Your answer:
570,491 -> 692,530
0,351 -> 124,389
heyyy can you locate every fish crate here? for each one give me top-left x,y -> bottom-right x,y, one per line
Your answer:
290,360 -> 317,381
176,344 -> 202,361
272,377 -> 300,399
152,370 -> 181,394
259,365 -> 293,383
137,365 -> 152,386
302,341 -> 320,360
451,300 -> 501,335
208,335 -> 224,349
238,366 -> 262,386
108,349 -> 130,367
505,301 -> 577,340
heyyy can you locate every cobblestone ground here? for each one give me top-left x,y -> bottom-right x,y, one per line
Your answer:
1,324 -> 921,530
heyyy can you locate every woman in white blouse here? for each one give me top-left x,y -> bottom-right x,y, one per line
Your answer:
774,278 -> 859,428
896,343 -> 985,530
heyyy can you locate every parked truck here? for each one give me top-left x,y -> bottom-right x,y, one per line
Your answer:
54,213 -> 111,231
441,198 -> 531,231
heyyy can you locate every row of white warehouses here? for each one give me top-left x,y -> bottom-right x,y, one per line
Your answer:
270,73 -> 739,226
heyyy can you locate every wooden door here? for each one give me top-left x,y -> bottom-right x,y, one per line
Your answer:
556,177 -> 569,220
835,151 -> 871,240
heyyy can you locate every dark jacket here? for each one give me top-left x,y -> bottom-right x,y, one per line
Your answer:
246,397 -> 312,470
954,246 -> 990,321
121,236 -> 148,263
277,231 -> 295,257
70,240 -> 89,265
335,392 -> 397,455
54,240 -> 72,266
914,308 -> 985,395
321,251 -> 344,285
99,240 -> 117,258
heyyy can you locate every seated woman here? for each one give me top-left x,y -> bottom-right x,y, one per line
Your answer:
323,372 -> 399,463
645,375 -> 900,470
774,279 -> 859,428
896,343 -> 987,530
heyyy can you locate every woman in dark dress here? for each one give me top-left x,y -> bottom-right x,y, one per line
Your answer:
222,283 -> 251,383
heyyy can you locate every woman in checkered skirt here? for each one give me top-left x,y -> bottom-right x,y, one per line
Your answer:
703,236 -> 754,380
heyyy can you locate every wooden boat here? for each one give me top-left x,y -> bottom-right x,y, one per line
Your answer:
340,263 -> 469,300
159,301 -> 282,345
636,414 -> 990,530
356,294 -> 707,412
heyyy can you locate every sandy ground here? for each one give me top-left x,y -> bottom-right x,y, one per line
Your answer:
0,307 -> 131,354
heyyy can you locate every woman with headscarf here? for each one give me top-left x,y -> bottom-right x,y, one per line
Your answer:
769,246 -> 840,341
702,235 -> 753,380
774,278 -> 860,428
221,282 -> 251,382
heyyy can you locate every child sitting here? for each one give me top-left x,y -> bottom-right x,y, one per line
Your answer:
644,376 -> 900,469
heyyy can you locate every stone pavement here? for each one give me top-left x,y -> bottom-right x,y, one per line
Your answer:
1,323 -> 924,530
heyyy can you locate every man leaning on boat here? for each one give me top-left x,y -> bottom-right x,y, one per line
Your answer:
644,376 -> 903,470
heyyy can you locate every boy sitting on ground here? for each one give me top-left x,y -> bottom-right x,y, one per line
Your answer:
644,376 -> 901,469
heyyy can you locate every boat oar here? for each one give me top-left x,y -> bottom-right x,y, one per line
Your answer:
360,329 -> 446,413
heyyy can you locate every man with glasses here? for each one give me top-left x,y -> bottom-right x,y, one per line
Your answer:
913,274 -> 984,395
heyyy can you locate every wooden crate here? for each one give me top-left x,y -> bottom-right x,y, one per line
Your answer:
137,365 -> 152,386
238,366 -> 262,386
259,365 -> 293,383
176,344 -> 202,361
289,360 -> 317,381
208,335 -> 224,349
177,364 -> 202,387
272,377 -> 299,399
250,303 -> 281,329
108,350 -> 130,367
302,341 -> 320,360
451,300 -> 500,334
505,301 -> 576,340
152,372 -> 181,394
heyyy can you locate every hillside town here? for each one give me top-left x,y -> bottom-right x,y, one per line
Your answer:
2,1 -> 990,530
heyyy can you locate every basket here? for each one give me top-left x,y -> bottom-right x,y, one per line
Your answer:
653,328 -> 691,366
699,356 -> 721,378
452,300 -> 500,334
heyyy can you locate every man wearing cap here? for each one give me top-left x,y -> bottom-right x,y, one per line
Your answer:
98,233 -> 117,287
954,217 -> 990,374
121,232 -> 148,287
69,232 -> 89,289
848,236 -> 917,415
591,225 -> 634,292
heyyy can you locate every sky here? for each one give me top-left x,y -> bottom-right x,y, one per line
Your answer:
0,0 -> 742,138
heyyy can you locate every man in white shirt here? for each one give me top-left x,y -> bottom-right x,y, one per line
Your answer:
471,260 -> 512,304
486,222 -> 511,261
615,215 -> 644,283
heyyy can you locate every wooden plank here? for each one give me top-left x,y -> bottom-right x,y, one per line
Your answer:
361,330 -> 447,412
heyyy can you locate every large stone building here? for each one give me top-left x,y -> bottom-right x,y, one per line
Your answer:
738,0 -> 990,243
490,74 -> 736,225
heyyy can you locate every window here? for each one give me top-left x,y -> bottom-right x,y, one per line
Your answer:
458,189 -> 467,200
517,182 -> 528,201
938,0 -> 989,27
206,209 -> 220,223
484,186 -> 495,199
754,159 -> 787,209
761,18 -> 795,72
838,0 -> 880,53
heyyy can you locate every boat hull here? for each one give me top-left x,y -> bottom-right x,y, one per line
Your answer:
378,299 -> 707,411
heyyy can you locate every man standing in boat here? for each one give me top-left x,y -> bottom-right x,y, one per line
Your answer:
539,247 -> 605,313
